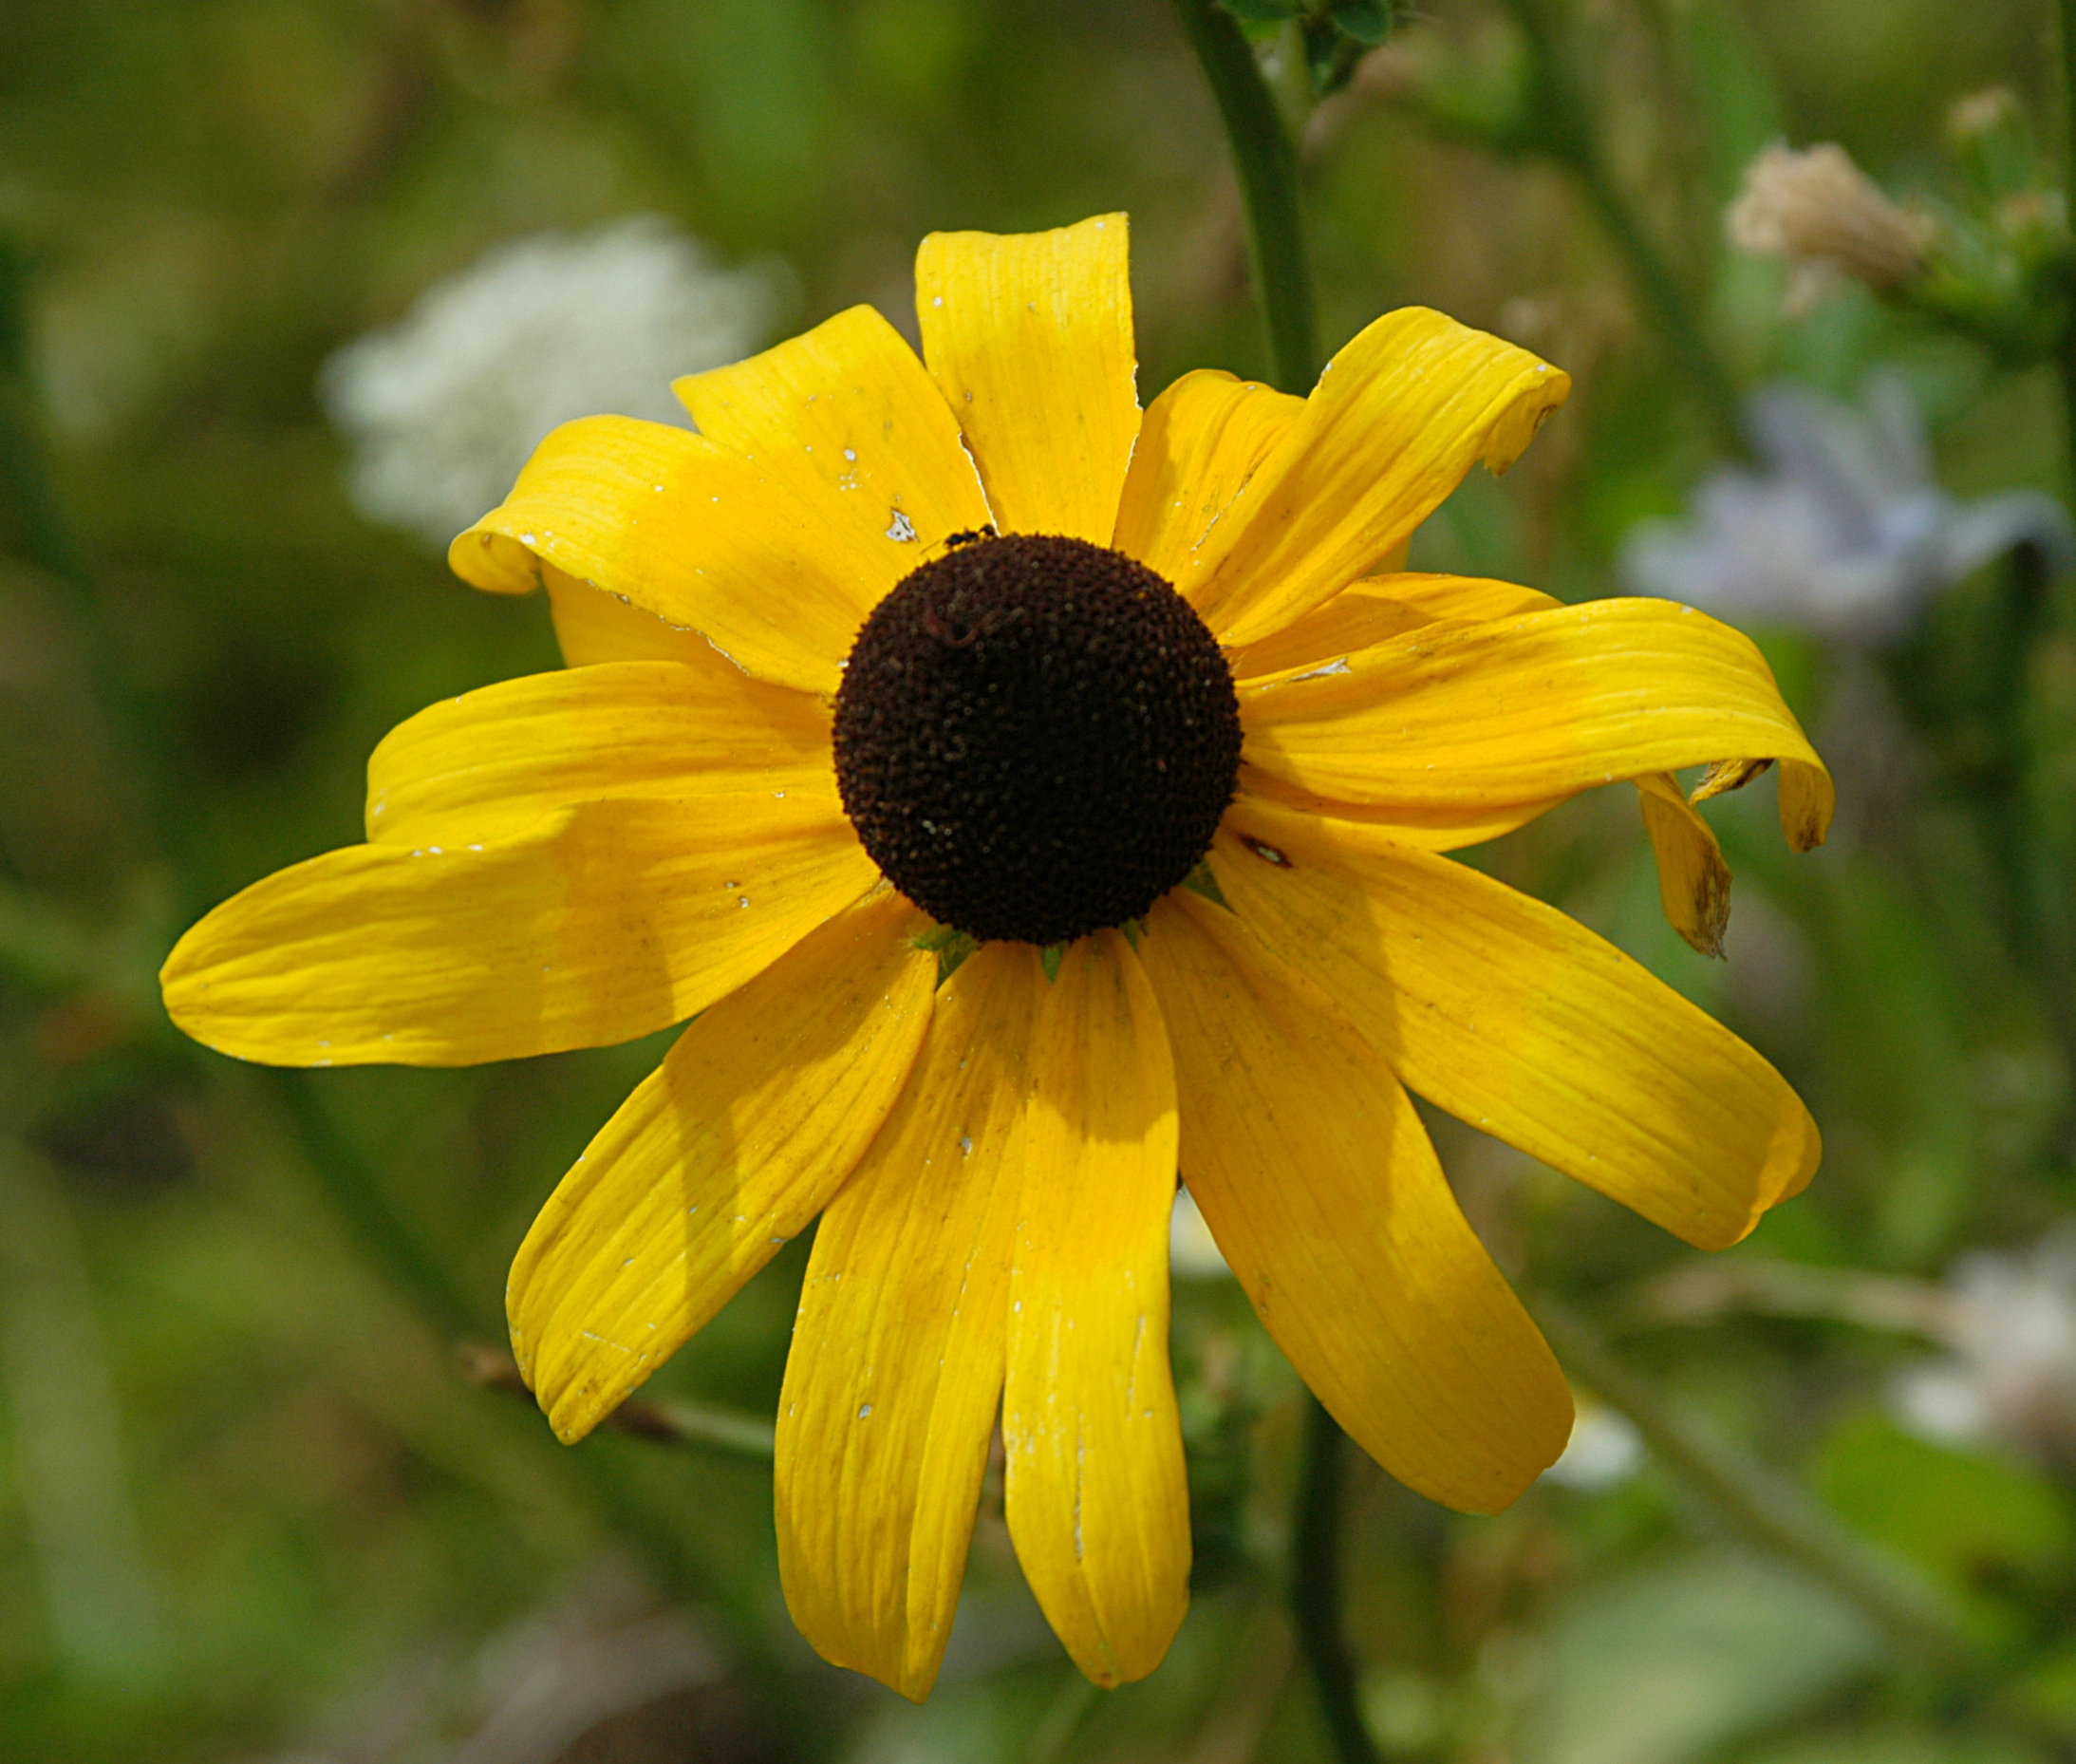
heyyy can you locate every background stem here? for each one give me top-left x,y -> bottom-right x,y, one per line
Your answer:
1532,1297 -> 1976,1670
1495,0 -> 1744,445
1292,1399 -> 1381,1764
2057,0 -> 2076,483
1169,0 -> 1319,393
1169,22 -> 1375,1755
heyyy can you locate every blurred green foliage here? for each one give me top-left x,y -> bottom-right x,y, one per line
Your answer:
5,1 -> 2076,1761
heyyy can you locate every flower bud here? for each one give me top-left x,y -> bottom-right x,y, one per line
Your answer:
1726,142 -> 1934,310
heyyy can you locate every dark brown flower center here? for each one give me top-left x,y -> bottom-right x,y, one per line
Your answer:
832,533 -> 1242,946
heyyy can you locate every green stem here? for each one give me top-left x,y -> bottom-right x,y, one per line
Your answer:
1292,1398 -> 1380,1764
1498,0 -> 1744,445
273,1070 -> 485,1342
1169,0 -> 1319,393
1532,1298 -> 1976,1671
2058,0 -> 2076,486
1169,23 -> 1370,1750
0,238 -> 80,584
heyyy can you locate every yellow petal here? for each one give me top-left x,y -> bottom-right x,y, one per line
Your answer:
914,214 -> 1139,542
1241,598 -> 1834,852
509,890 -> 937,1443
1210,798 -> 1821,1248
541,561 -> 749,672
1227,573 -> 1566,849
1111,369 -> 1304,584
1636,771 -> 1732,959
160,798 -> 877,1066
1004,931 -> 1189,1687
1179,310 -> 1570,644
447,415 -> 885,696
1231,577 -> 1740,954
676,303 -> 993,560
1232,766 -> 1568,853
1226,572 -> 1559,680
776,942 -> 1040,1701
1136,891 -> 1572,1513
365,660 -> 833,848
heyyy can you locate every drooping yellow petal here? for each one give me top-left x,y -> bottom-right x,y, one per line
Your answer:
1241,598 -> 1834,852
676,303 -> 994,563
509,890 -> 936,1443
1230,577 -> 1740,951
1225,572 -> 1558,681
1004,931 -> 1189,1688
1210,799 -> 1821,1248
160,798 -> 877,1066
1636,771 -> 1732,959
447,415 -> 887,696
776,942 -> 1040,1701
1179,310 -> 1570,644
365,660 -> 832,848
541,561 -> 749,673
914,214 -> 1139,542
1111,369 -> 1303,585
1136,891 -> 1572,1513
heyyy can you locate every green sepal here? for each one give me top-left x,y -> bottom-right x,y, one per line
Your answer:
1331,0 -> 1391,45
1303,15 -> 1367,97
912,924 -> 979,986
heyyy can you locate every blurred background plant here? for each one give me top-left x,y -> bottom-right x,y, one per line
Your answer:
8,1 -> 2076,1760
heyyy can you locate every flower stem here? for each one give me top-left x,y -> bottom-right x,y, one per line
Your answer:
1168,24 -> 1375,1746
1531,1297 -> 1976,1670
1496,0 -> 1744,447
2056,0 -> 2076,485
1170,0 -> 1319,394
273,1070 -> 486,1341
1292,1398 -> 1380,1764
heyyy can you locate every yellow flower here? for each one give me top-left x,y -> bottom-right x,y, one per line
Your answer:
161,214 -> 1829,1700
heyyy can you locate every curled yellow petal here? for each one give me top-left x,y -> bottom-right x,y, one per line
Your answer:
1636,771 -> 1733,959
1232,575 -> 1749,950
1241,597 -> 1834,853
447,415 -> 885,696
1005,931 -> 1189,1687
776,942 -> 1040,1702
1180,310 -> 1569,645
915,214 -> 1140,542
509,890 -> 937,1443
1137,891 -> 1572,1513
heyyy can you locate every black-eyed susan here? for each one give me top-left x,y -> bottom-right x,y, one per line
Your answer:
161,213 -> 1829,1700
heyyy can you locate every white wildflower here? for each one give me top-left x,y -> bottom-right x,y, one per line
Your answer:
1540,1398 -> 1644,1492
1894,1231 -> 2076,1467
322,217 -> 786,547
1622,374 -> 2071,643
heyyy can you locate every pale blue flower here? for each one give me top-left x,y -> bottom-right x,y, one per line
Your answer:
1623,375 -> 2070,642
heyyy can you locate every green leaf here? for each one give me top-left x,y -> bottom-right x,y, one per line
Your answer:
1215,0 -> 1302,21
1331,0 -> 1391,45
1811,1411 -> 2076,1648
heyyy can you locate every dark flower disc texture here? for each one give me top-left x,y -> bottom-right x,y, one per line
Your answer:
833,534 -> 1244,946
